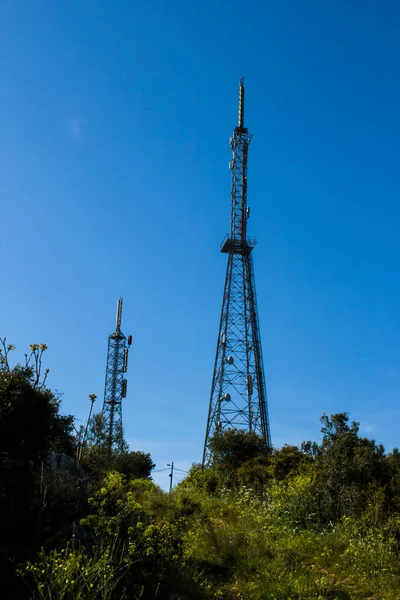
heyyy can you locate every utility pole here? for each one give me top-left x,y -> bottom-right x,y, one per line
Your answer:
102,298 -> 132,452
202,79 -> 271,466
167,462 -> 174,493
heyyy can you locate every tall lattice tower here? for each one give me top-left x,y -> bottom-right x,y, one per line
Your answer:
202,79 -> 271,465
102,298 -> 132,452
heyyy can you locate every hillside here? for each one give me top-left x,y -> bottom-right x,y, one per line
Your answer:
1,344 -> 400,599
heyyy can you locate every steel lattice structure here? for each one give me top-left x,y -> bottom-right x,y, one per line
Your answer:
202,79 -> 271,465
102,298 -> 132,452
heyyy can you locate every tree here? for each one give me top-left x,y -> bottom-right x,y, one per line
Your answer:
312,413 -> 388,523
112,450 -> 154,479
320,412 -> 360,445
269,445 -> 310,481
0,338 -> 75,461
81,412 -> 154,480
0,369 -> 74,463
208,429 -> 271,488
0,345 -> 75,597
179,463 -> 218,494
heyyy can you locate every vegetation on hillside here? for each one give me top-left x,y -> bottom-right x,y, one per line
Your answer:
1,341 -> 400,599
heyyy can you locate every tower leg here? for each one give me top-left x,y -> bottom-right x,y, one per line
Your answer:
203,250 -> 270,466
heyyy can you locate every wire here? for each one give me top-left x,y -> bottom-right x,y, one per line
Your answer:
152,467 -> 188,474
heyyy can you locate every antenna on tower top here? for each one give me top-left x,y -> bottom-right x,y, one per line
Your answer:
116,297 -> 123,330
238,77 -> 245,129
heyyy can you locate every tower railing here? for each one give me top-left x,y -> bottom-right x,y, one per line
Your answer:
220,235 -> 257,254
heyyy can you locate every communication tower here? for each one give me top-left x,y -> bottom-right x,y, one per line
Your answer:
102,298 -> 132,452
202,79 -> 271,465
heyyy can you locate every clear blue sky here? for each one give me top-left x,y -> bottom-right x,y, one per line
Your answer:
1,1 -> 400,489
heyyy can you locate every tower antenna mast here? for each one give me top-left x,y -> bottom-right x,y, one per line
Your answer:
102,297 -> 132,452
202,79 -> 271,465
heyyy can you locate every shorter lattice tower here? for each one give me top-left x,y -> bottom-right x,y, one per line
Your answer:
102,298 -> 132,451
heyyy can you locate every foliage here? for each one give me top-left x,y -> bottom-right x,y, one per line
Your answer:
21,535 -> 131,600
208,428 -> 271,489
80,412 -> 154,481
0,342 -> 77,598
0,370 -> 74,463
81,445 -> 154,481
269,444 -> 311,480
311,412 -> 389,523
2,341 -> 399,599
178,463 -> 218,494
78,472 -> 202,599
0,339 -> 51,389
209,428 -> 270,470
